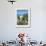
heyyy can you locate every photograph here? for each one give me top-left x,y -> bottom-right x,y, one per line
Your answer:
16,8 -> 31,28
17,10 -> 28,25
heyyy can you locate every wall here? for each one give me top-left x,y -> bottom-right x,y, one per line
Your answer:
0,0 -> 46,42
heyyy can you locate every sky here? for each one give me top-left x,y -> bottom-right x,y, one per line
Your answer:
17,10 -> 28,16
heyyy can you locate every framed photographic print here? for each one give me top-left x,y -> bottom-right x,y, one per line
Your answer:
15,8 -> 31,28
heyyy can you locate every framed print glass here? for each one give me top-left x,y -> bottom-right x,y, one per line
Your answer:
15,8 -> 31,28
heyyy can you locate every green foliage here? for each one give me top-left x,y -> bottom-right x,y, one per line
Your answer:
17,13 -> 28,25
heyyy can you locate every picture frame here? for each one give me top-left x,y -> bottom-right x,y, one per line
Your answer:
15,8 -> 31,28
